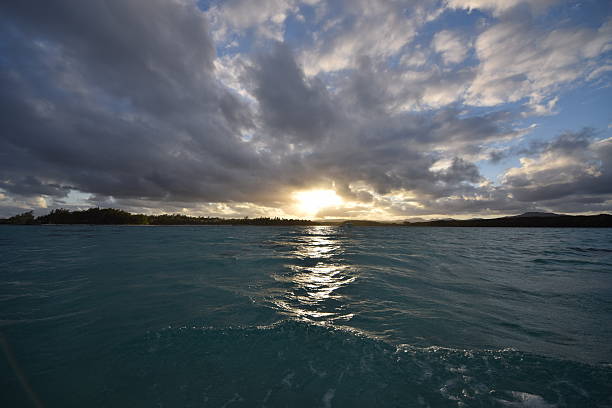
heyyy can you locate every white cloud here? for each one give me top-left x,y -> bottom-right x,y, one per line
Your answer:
400,46 -> 430,67
432,30 -> 470,65
499,131 -> 612,205
214,54 -> 255,102
466,18 -> 612,107
300,0 -> 440,75
503,153 -> 597,186
587,63 -> 612,81
446,0 -> 559,16
207,0 -> 304,42
524,94 -> 558,117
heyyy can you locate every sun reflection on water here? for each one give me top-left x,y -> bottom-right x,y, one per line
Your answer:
271,226 -> 357,322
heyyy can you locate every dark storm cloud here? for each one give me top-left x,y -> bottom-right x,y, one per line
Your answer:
340,56 -> 393,116
0,0 -> 275,205
437,158 -> 482,184
0,0 -> 217,114
426,110 -> 513,148
250,43 -> 337,143
0,176 -> 71,198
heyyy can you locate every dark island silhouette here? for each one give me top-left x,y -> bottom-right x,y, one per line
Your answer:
1,208 -> 611,227
402,212 -> 612,228
0,208 -> 316,226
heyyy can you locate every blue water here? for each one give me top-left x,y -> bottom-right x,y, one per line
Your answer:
1,226 -> 611,407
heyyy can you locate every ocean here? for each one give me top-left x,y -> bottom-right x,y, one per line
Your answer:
1,225 -> 611,407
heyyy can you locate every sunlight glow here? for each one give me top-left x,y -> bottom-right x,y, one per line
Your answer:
293,189 -> 343,216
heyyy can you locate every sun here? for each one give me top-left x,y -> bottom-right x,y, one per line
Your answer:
293,189 -> 343,216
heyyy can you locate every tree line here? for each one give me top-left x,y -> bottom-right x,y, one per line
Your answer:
0,208 -> 317,226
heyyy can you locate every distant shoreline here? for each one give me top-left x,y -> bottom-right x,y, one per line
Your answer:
1,208 -> 611,228
401,214 -> 612,228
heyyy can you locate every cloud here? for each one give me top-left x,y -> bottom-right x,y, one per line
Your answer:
207,0 -> 305,42
300,0 -> 440,75
446,0 -> 560,16
432,30 -> 471,65
501,129 -> 612,204
333,55 -> 477,112
249,43 -> 337,143
0,0 -> 610,219
0,0 -> 272,204
467,18 -> 612,108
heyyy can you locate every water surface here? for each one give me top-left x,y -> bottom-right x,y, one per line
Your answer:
1,226 -> 611,407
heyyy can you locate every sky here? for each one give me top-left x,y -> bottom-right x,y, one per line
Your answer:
0,0 -> 611,220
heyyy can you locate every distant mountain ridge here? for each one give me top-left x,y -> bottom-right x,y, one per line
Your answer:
510,212 -> 561,218
403,213 -> 612,228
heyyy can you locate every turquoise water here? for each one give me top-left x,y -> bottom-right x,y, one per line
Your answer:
1,225 -> 611,407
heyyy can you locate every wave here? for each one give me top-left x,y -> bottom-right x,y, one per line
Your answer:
98,320 -> 612,407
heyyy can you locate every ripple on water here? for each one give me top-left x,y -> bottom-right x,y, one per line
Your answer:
1,226 -> 612,407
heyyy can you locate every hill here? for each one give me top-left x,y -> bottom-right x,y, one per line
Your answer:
404,214 -> 612,228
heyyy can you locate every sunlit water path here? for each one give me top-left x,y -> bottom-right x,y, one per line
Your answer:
1,226 -> 611,407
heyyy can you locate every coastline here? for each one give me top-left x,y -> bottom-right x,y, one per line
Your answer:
1,208 -> 611,227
